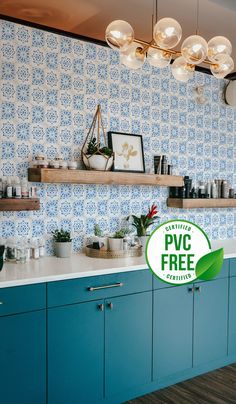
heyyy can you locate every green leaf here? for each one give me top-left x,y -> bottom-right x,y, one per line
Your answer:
195,248 -> 224,281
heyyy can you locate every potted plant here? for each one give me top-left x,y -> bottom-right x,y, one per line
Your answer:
83,137 -> 113,171
127,203 -> 159,247
52,229 -> 72,258
108,229 -> 126,251
92,224 -> 108,250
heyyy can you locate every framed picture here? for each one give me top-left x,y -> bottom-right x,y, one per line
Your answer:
108,131 -> 145,173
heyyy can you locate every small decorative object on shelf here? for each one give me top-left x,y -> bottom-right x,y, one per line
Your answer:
154,155 -> 173,175
169,178 -> 234,200
108,131 -> 145,173
81,105 -> 114,171
127,203 -> 159,247
52,229 -> 72,258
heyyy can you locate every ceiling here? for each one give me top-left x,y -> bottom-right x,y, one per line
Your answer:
1,0 -> 236,74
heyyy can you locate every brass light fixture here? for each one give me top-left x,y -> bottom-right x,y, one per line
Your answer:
105,0 -> 234,82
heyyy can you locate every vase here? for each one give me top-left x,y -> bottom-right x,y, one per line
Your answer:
138,236 -> 148,249
54,242 -> 72,258
108,238 -> 124,251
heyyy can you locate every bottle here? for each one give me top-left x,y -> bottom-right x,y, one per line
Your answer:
198,182 -> 205,198
6,177 -> 13,198
161,155 -> 168,175
39,238 -> 45,257
2,177 -> 7,198
222,181 -> 229,198
206,182 -> 211,199
21,178 -> 29,198
212,181 -> 217,198
14,177 -> 22,199
32,239 -> 40,259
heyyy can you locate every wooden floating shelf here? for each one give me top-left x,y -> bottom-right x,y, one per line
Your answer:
167,198 -> 236,209
28,168 -> 183,187
0,198 -> 40,211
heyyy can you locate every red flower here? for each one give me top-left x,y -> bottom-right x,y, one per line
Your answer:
147,203 -> 158,218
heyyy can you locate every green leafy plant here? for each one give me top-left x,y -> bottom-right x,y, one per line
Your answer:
127,203 -> 159,236
195,248 -> 224,281
52,229 -> 72,243
111,228 -> 132,238
94,224 -> 103,237
86,137 -> 113,157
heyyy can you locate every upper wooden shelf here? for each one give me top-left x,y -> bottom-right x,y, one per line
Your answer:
0,198 -> 40,211
167,198 -> 236,209
28,168 -> 183,187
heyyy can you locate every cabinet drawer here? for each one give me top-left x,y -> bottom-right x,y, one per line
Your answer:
47,270 -> 152,307
230,258 -> 236,277
0,284 -> 46,316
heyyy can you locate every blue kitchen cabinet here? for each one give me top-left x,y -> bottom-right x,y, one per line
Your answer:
105,291 -> 152,398
153,285 -> 193,379
0,310 -> 46,404
193,279 -> 228,367
47,299 -> 104,404
228,277 -> 236,355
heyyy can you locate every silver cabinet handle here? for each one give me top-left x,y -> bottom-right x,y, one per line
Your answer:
88,282 -> 123,291
188,287 -> 194,293
107,302 -> 113,310
97,304 -> 104,312
195,286 -> 201,293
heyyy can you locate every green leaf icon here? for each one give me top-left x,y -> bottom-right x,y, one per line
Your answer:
195,248 -> 224,281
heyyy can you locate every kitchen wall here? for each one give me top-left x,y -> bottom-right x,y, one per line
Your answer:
1,19 -> 236,254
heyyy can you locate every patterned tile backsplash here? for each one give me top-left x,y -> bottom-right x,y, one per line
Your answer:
1,19 -> 236,254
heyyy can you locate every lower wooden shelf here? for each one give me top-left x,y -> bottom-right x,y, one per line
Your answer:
167,198 -> 236,209
28,168 -> 183,187
0,198 -> 40,211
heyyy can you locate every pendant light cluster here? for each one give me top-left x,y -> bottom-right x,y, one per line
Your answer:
105,14 -> 234,82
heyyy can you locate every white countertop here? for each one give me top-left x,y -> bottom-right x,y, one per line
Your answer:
0,238 -> 235,288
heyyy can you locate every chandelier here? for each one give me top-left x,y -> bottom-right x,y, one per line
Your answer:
105,1 -> 234,82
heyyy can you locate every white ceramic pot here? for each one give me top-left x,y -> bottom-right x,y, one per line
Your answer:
138,236 -> 148,249
83,154 -> 113,171
54,242 -> 72,258
108,238 -> 124,251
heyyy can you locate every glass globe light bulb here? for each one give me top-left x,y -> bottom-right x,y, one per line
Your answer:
181,35 -> 208,65
147,47 -> 171,68
120,42 -> 145,70
208,36 -> 232,62
105,20 -> 134,51
153,17 -> 182,49
171,56 -> 195,82
210,54 -> 234,78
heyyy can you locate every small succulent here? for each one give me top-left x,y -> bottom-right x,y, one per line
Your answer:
87,137 -> 112,157
94,224 -> 103,237
52,229 -> 72,242
112,227 -> 132,239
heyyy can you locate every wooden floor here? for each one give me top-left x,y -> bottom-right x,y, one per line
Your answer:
127,364 -> 236,404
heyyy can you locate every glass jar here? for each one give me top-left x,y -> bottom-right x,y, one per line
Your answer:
16,239 -> 27,264
5,238 -> 17,262
68,161 -> 77,170
30,156 -> 48,168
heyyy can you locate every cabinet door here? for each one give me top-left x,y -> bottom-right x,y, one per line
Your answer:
0,310 -> 46,404
193,279 -> 228,367
48,300 -> 104,404
228,277 -> 236,355
153,285 -> 193,380
105,291 -> 152,397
